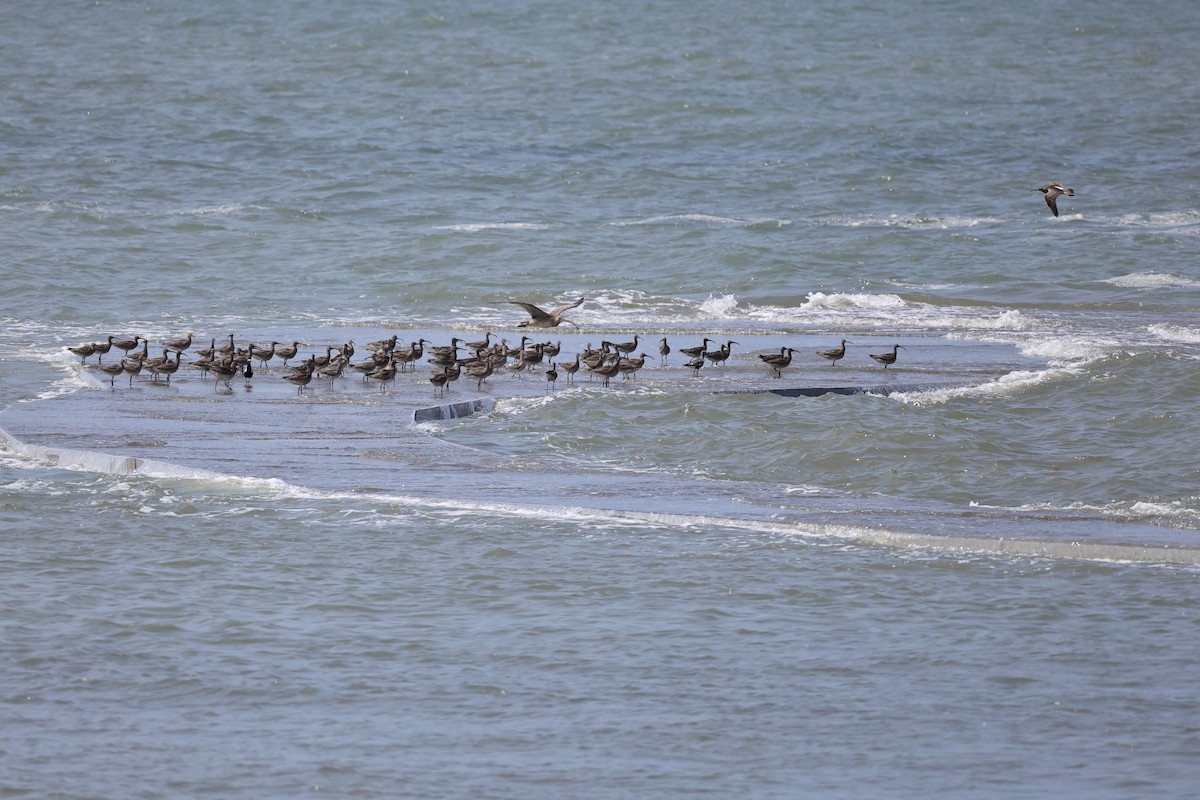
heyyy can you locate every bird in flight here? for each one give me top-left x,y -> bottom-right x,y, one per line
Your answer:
508,296 -> 584,328
1034,182 -> 1075,217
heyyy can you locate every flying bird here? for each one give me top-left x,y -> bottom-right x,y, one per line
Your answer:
1034,182 -> 1075,217
508,296 -> 584,328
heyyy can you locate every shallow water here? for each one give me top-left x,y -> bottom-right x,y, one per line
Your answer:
2,0 -> 1199,797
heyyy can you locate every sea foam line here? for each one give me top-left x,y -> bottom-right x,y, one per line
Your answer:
2,424 -> 1196,566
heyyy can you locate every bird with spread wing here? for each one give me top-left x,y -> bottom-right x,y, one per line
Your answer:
508,296 -> 585,328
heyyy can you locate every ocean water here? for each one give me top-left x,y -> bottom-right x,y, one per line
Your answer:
2,1 -> 1200,797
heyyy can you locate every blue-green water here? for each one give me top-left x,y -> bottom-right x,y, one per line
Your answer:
2,1 -> 1198,797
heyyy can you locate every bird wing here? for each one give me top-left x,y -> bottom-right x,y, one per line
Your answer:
548,296 -> 585,318
509,301 -> 553,323
1046,195 -> 1059,216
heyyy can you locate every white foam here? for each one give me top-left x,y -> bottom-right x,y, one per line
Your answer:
890,365 -> 1080,406
3,422 -> 1195,565
1016,334 -> 1118,364
1103,271 -> 1200,289
432,221 -> 551,232
698,293 -> 740,317
1148,323 -> 1200,345
1115,210 -> 1200,235
614,213 -> 790,228
1014,498 -> 1200,529
821,213 -> 988,230
174,204 -> 253,216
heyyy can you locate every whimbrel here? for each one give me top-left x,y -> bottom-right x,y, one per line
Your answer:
703,340 -> 738,366
121,355 -> 144,386
869,344 -> 905,368
608,334 -> 639,357
559,353 -> 580,383
210,359 -> 240,389
94,361 -> 125,385
467,359 -> 494,390
147,350 -> 182,383
66,343 -> 96,362
430,371 -> 450,396
589,356 -> 621,387
508,296 -> 584,328
366,359 -> 397,390
758,347 -> 798,378
679,338 -> 711,359
251,342 -> 277,368
1034,183 -> 1075,217
618,353 -> 647,380
162,333 -> 193,353
90,336 -> 114,363
658,337 -> 670,365
283,369 -> 313,394
817,339 -> 852,366
111,335 -> 142,355
274,341 -> 302,365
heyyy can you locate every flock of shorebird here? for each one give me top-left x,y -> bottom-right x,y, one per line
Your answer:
59,181 -> 1072,393
64,320 -> 907,397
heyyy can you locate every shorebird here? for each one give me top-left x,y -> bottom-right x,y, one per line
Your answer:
251,341 -> 277,369
559,353 -> 581,383
519,342 -> 546,367
589,356 -> 622,387
618,352 -> 648,380
90,336 -> 114,363
393,340 -> 427,374
366,359 -> 397,391
111,335 -> 142,355
317,356 -> 347,385
142,348 -> 171,370
685,356 -> 705,376
121,355 -> 145,386
870,344 -> 905,369
311,345 -> 337,369
1034,182 -> 1075,217
190,354 -> 215,379
607,334 -> 639,357
194,338 -> 218,359
210,359 -> 240,389
366,334 -> 398,355
679,338 -> 711,359
759,347 -> 798,378
703,340 -> 738,366
429,338 -> 462,362
162,332 -> 193,352
274,341 -> 302,365
66,343 -> 96,362
283,369 -> 313,394
817,339 -> 853,366
287,355 -> 317,379
464,332 -> 492,351
147,350 -> 182,383
466,359 -> 493,390
658,337 -> 670,365
429,363 -> 460,396
352,353 -> 389,380
508,296 -> 584,329
94,361 -> 125,385
545,361 -> 558,391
